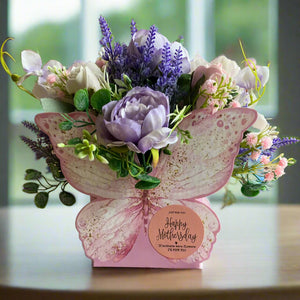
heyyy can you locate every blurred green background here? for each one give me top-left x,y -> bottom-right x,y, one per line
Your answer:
7,0 -> 277,204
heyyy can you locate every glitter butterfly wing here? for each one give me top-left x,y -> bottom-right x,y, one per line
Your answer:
35,107 -> 257,263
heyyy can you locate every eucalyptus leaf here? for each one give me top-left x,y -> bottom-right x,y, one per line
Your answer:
34,192 -> 49,208
23,182 -> 39,194
90,89 -> 111,111
74,89 -> 89,111
41,98 -> 75,113
59,191 -> 76,206
59,121 -> 73,131
25,169 -> 42,180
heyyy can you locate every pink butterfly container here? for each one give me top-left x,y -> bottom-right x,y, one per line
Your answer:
35,107 -> 257,269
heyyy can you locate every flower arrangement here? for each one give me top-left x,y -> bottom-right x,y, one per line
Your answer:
1,16 -> 298,209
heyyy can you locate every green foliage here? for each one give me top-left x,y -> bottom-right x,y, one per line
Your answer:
74,89 -> 89,111
135,174 -> 161,190
22,167 -> 76,208
90,89 -> 111,112
34,192 -> 49,208
24,169 -> 42,180
59,191 -> 76,206
241,181 -> 268,197
59,121 -> 73,131
23,182 -> 39,194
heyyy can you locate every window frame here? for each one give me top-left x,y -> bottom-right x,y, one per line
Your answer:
0,0 -> 8,207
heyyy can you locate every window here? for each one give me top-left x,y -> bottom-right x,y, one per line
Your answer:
1,0 -> 298,206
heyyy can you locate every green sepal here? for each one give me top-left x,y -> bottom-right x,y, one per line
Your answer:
90,89 -> 111,112
34,192 -> 49,208
59,121 -> 73,131
74,89 -> 89,111
24,169 -> 42,180
23,182 -> 39,194
59,191 -> 76,206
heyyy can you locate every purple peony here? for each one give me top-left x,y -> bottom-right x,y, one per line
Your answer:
96,87 -> 178,153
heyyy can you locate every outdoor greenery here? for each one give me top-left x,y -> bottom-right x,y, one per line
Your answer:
8,0 -> 277,204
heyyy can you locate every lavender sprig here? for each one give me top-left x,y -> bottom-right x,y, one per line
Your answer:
171,47 -> 183,79
99,16 -> 114,61
143,25 -> 157,64
130,19 -> 137,37
262,137 -> 299,156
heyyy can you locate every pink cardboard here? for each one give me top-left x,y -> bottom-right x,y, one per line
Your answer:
35,107 -> 257,268
76,197 -> 220,269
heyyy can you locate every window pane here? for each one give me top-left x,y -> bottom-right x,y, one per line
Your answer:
214,0 -> 278,116
8,0 -> 81,204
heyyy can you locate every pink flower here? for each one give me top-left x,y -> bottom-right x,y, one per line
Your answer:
229,100 -> 241,108
274,166 -> 285,178
202,79 -> 217,94
246,132 -> 258,147
47,74 -> 57,84
260,155 -> 270,165
278,157 -> 288,168
264,172 -> 274,182
251,150 -> 261,160
192,65 -> 223,109
260,136 -> 273,150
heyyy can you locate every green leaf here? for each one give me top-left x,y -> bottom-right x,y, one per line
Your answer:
34,192 -> 49,208
23,182 -> 39,194
129,165 -> 140,177
136,174 -> 160,183
108,158 -> 122,171
163,148 -> 172,155
90,89 -> 111,112
177,73 -> 192,94
135,180 -> 160,190
74,89 -> 89,111
68,137 -> 82,145
24,169 -> 42,180
241,184 -> 260,197
59,121 -> 73,131
40,98 -> 74,113
59,191 -> 76,206
118,167 -> 129,178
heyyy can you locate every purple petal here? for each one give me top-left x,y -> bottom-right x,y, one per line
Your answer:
105,119 -> 141,143
138,127 -> 178,153
39,60 -> 63,83
141,105 -> 166,136
96,115 -> 116,145
21,50 -> 42,73
102,101 -> 117,120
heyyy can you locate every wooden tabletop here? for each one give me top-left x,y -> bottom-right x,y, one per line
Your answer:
0,203 -> 300,300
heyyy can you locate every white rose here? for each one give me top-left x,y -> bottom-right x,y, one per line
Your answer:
66,62 -> 102,94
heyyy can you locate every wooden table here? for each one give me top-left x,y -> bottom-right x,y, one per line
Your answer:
0,203 -> 300,300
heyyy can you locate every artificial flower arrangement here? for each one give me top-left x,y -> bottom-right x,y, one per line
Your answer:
1,16 -> 298,268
